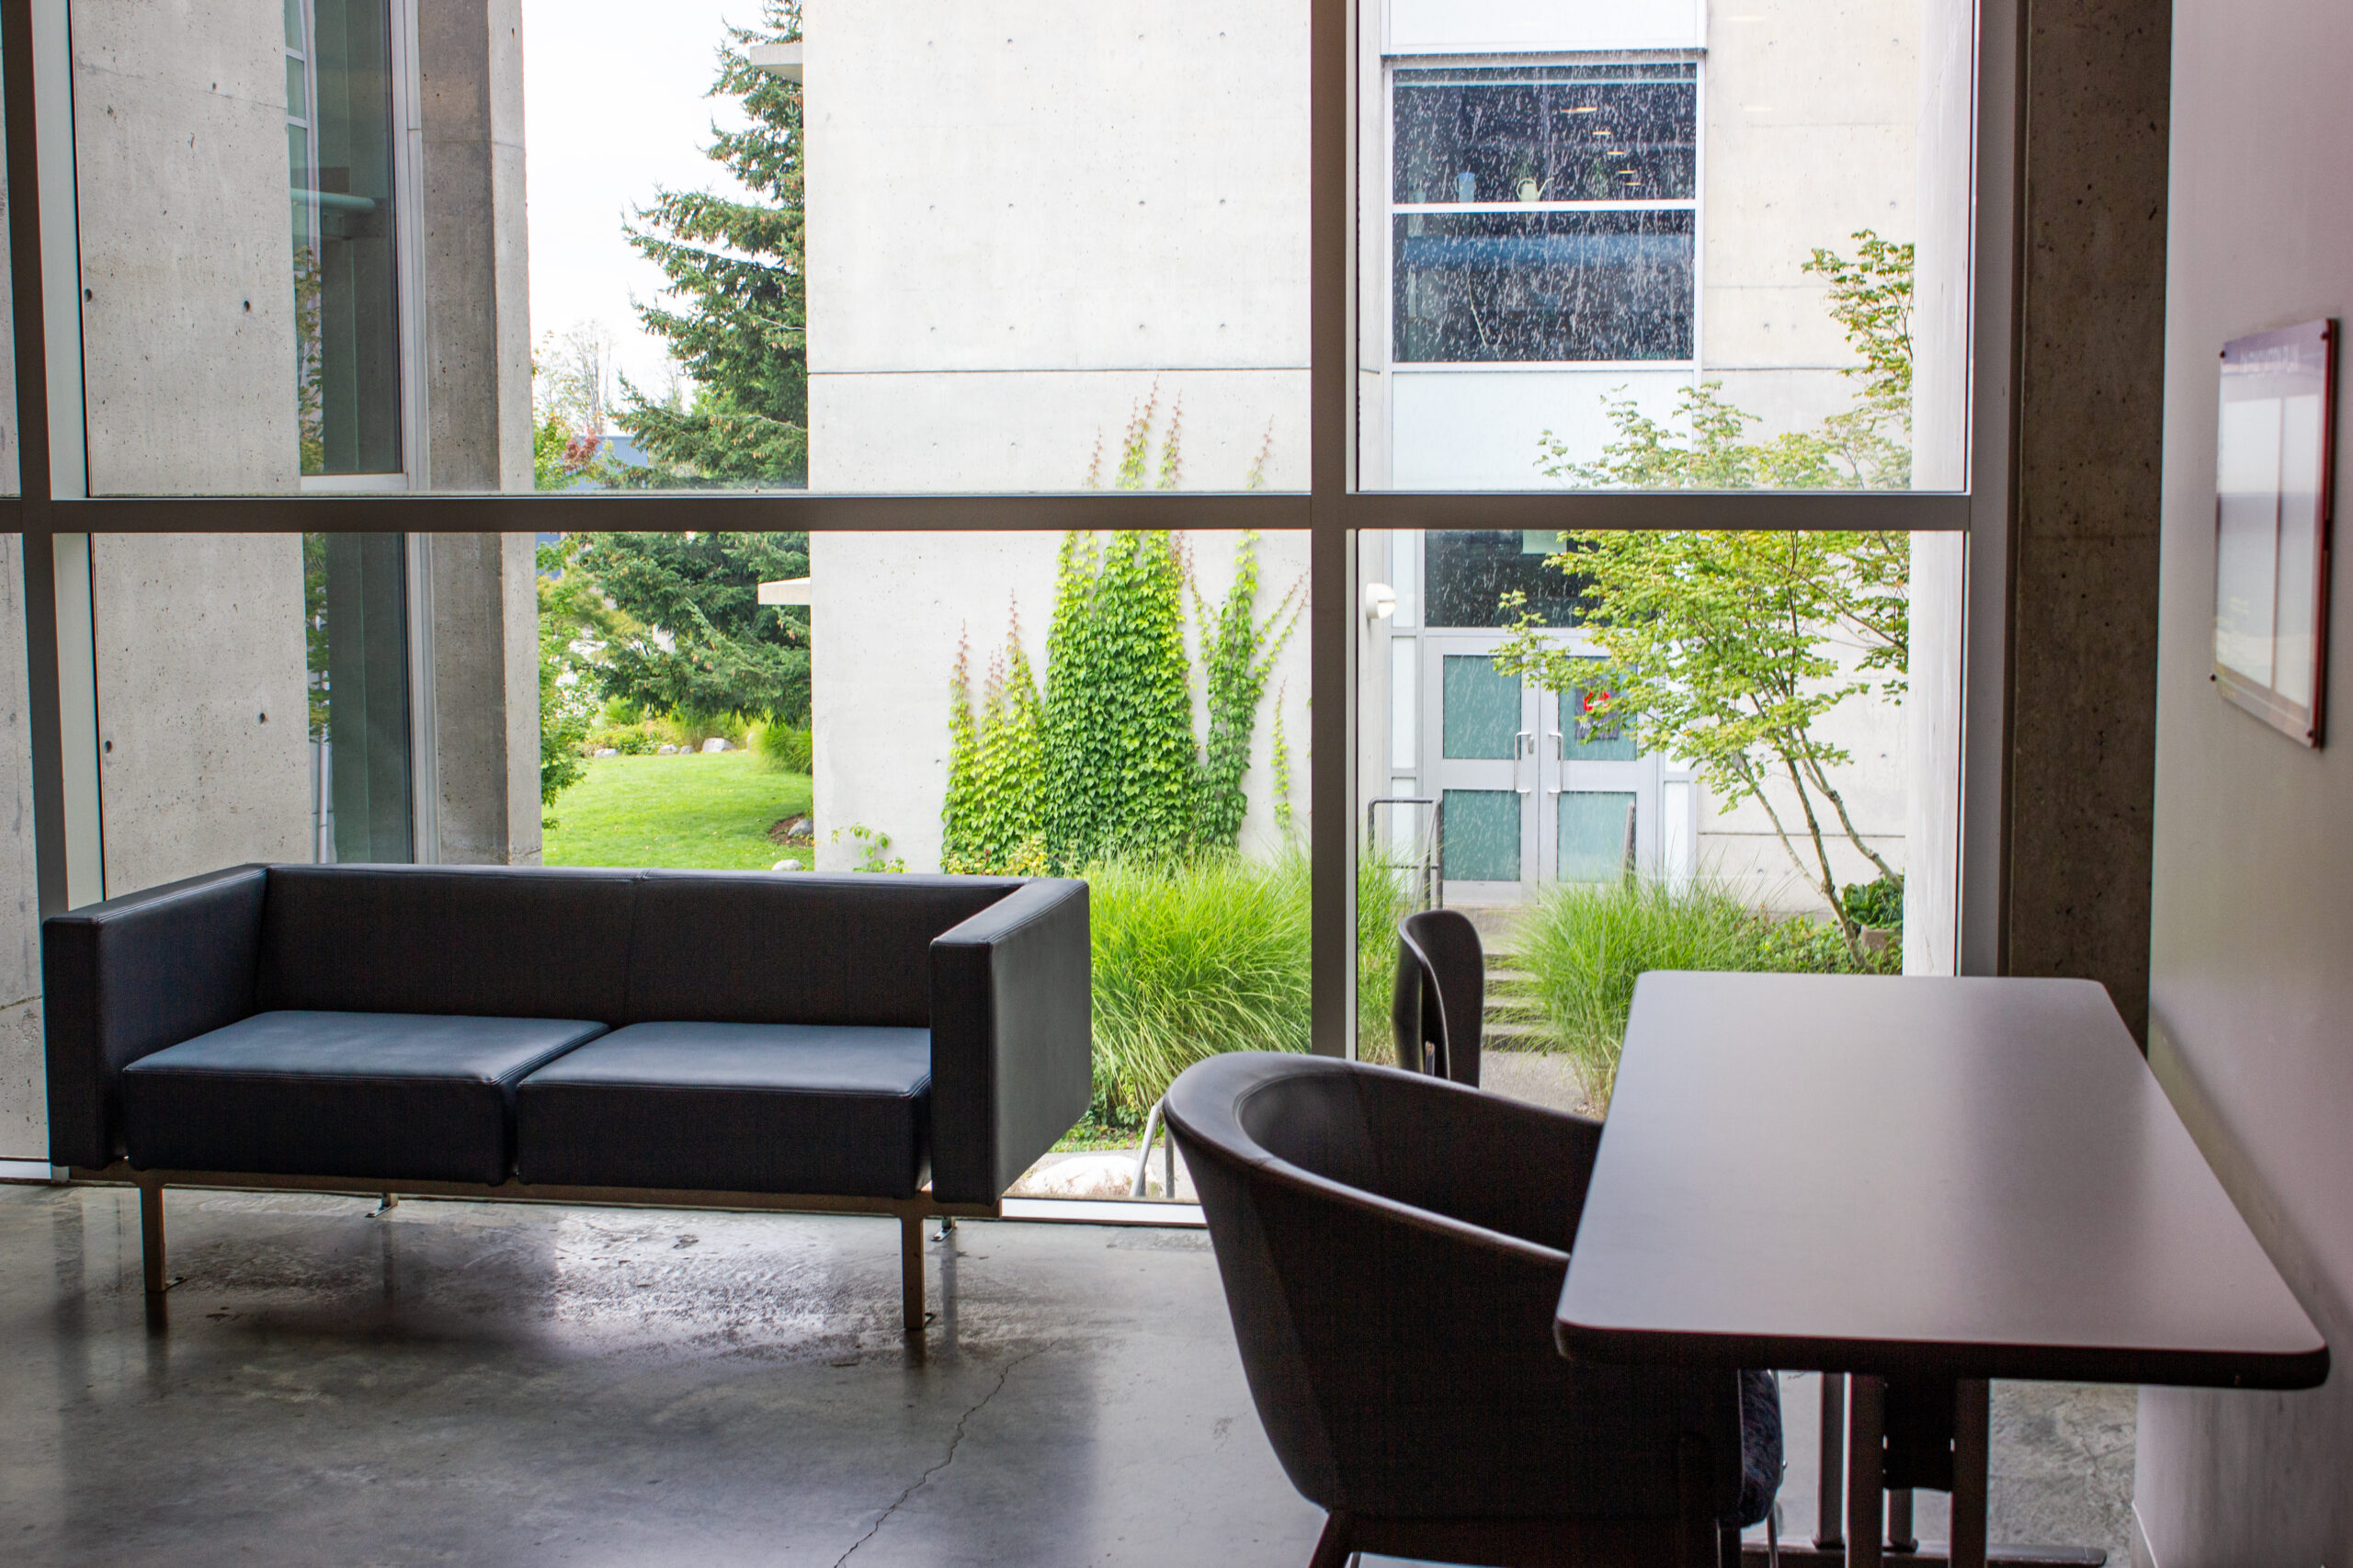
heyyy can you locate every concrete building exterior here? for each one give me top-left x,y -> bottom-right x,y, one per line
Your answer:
0,0 -> 543,1165
801,0 -> 1921,910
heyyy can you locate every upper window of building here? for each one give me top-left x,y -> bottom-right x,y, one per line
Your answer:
286,0 -> 403,479
1391,64 -> 1698,366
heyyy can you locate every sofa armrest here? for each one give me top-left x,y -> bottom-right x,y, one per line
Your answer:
43,864 -> 270,1168
927,878 -> 1092,1203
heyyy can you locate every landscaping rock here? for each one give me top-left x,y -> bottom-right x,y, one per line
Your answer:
701,737 -> 729,753
771,858 -> 804,872
767,814 -> 816,846
657,744 -> 679,756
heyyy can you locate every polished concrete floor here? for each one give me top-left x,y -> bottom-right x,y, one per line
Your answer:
0,1183 -> 2135,1567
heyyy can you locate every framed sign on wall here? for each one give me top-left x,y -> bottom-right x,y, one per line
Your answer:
2215,319 -> 2337,746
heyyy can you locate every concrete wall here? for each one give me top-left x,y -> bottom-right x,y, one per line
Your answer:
810,528 -> 1311,874
801,0 -> 1309,494
71,0 -> 303,495
90,534 -> 313,892
2135,0 -> 2353,1560
0,540 -> 44,1162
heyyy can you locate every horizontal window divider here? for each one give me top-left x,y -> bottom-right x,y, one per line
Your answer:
0,490 -> 1316,535
1340,489 -> 1970,532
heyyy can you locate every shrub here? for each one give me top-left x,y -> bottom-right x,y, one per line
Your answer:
755,720 -> 813,774
1841,871 -> 1904,929
583,725 -> 657,756
1518,879 -> 1899,1108
654,707 -> 751,750
1521,881 -> 1763,1104
1087,853 -> 1311,1122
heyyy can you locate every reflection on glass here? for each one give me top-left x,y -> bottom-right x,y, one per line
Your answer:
288,0 -> 402,476
1560,676 -> 1635,761
1426,530 -> 1586,629
1557,790 -> 1636,882
305,533 -> 414,862
1394,67 -> 1697,205
1441,654 -> 1519,758
1395,210 -> 1694,363
1441,789 -> 1520,883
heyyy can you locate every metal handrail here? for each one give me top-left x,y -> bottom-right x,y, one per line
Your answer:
1365,796 -> 1445,910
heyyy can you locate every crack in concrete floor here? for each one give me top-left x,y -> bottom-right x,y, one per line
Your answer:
831,1345 -> 1047,1566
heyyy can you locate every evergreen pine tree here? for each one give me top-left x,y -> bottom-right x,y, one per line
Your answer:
612,0 -> 809,486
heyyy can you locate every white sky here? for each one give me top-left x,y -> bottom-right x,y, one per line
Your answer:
519,0 -> 765,400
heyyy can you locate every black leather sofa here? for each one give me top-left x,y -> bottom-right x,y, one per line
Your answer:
43,863 -> 1092,1330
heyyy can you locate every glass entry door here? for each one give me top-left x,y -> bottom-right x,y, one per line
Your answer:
1425,633 -> 1666,901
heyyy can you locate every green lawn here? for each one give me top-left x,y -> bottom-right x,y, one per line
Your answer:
542,752 -> 814,869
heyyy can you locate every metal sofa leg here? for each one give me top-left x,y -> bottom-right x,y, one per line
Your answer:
1306,1511 -> 1353,1568
139,1178 -> 167,1295
901,1212 -> 926,1333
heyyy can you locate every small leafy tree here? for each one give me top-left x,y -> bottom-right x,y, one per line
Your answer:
610,1 -> 809,486
1506,232 -> 1916,959
1495,535 -> 1903,959
537,538 -> 624,809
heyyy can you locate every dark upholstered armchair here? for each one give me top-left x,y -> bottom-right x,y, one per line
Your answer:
1166,1052 -> 1778,1568
1392,907 -> 1487,1085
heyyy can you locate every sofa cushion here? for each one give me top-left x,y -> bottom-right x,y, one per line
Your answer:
257,865 -> 640,1021
622,873 -> 1020,1028
515,1021 -> 933,1198
121,1011 -> 608,1185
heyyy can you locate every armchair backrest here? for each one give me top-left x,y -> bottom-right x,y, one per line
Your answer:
1392,907 -> 1484,1085
1167,1051 -> 1739,1523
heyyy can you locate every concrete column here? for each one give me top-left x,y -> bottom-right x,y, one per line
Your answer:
416,0 -> 531,493
1997,0 -> 2172,1038
422,531 -> 540,865
0,540 -> 45,1162
413,0 -> 539,865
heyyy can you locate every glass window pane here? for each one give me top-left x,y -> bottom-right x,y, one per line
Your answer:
1440,653 -> 1518,758
1439,789 -> 1520,882
68,0 -> 1308,496
1557,790 -> 1636,881
1362,0 -> 1973,492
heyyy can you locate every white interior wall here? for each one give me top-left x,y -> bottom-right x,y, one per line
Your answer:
2135,1 -> 2353,1562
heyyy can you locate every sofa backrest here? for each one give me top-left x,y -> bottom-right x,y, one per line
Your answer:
253,865 -> 1024,1029
624,871 -> 1022,1028
256,865 -> 641,1020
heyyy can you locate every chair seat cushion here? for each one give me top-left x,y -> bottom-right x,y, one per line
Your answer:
514,1022 -> 933,1199
121,1011 -> 608,1185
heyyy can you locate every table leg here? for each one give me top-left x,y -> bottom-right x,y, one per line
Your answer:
1846,1375 -> 1885,1568
1815,1372 -> 1846,1551
1950,1379 -> 1990,1568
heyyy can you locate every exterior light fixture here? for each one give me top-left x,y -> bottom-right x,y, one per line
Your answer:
1363,583 -> 1398,622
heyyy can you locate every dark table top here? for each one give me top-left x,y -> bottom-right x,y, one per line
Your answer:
1554,973 -> 2327,1389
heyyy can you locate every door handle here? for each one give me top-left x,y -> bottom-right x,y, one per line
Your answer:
1515,730 -> 1534,795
